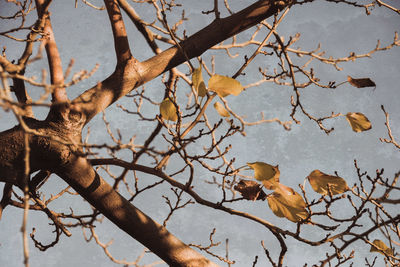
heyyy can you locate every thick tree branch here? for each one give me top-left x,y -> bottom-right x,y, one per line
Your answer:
12,77 -> 34,117
0,183 -> 13,219
104,0 -> 133,64
117,0 -> 162,54
140,0 -> 288,81
73,0 -> 289,124
58,155 -> 219,267
35,0 -> 68,103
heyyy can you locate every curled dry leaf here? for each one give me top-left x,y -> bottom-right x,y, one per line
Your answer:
208,74 -> 243,97
160,98 -> 178,121
347,76 -> 376,88
247,162 -> 280,189
370,239 -> 393,256
234,180 -> 267,201
213,102 -> 230,117
345,112 -> 372,132
307,170 -> 349,195
267,184 -> 308,222
192,66 -> 207,97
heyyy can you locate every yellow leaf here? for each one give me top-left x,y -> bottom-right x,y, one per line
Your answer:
208,75 -> 243,97
307,170 -> 349,195
213,102 -> 230,117
192,67 -> 207,97
267,184 -> 308,222
370,239 -> 393,256
275,184 -> 307,210
247,162 -> 280,190
345,112 -> 372,132
160,98 -> 178,121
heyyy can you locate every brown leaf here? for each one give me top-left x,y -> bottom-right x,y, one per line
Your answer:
214,102 -> 230,117
234,180 -> 266,201
267,184 -> 308,222
307,170 -> 349,195
345,112 -> 372,132
347,76 -> 376,88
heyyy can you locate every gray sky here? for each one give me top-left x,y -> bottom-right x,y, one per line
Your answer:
0,0 -> 400,266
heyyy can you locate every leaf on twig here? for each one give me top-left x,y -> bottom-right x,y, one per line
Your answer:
307,170 -> 349,195
347,76 -> 376,88
267,184 -> 308,222
234,180 -> 266,201
247,162 -> 280,190
345,112 -> 372,132
192,66 -> 207,97
208,75 -> 243,97
213,102 -> 230,117
160,98 -> 178,121
370,239 -> 393,256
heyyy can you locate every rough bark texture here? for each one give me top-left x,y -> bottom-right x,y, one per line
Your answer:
0,1 -> 289,266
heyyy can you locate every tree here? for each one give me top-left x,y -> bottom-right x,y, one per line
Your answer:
0,0 -> 399,266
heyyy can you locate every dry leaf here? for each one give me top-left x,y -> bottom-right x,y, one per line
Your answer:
370,239 -> 393,256
213,102 -> 230,117
307,170 -> 349,195
160,98 -> 178,121
347,76 -> 376,88
234,180 -> 266,201
275,184 -> 307,210
267,184 -> 308,222
345,112 -> 372,132
247,162 -> 280,190
208,75 -> 243,97
192,67 -> 207,97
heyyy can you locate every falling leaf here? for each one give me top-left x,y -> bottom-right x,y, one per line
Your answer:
234,180 -> 267,201
347,76 -> 376,88
370,239 -> 393,256
345,112 -> 372,132
267,184 -> 308,222
192,66 -> 207,97
307,170 -> 349,195
213,102 -> 230,117
160,98 -> 178,121
208,75 -> 243,97
247,162 -> 280,189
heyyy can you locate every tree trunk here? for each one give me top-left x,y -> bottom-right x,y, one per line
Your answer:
0,1 -> 290,265
0,115 -> 219,266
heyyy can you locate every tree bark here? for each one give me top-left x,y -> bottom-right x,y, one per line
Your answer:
58,155 -> 219,267
0,0 -> 290,266
74,0 -> 288,125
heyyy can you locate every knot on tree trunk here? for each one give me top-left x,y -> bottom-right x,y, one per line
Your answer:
0,115 -> 84,187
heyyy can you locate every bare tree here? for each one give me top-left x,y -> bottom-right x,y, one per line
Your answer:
0,0 -> 399,266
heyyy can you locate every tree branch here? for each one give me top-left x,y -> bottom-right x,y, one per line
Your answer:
35,0 -> 68,103
117,0 -> 162,54
140,0 -> 288,82
0,183 -> 13,219
104,0 -> 133,64
73,0 -> 289,125
57,155 -> 219,266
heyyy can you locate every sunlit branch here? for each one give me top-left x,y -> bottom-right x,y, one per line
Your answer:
35,0 -> 68,103
104,0 -> 133,64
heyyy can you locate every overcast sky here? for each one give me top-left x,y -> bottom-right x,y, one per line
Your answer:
1,1 -> 400,266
